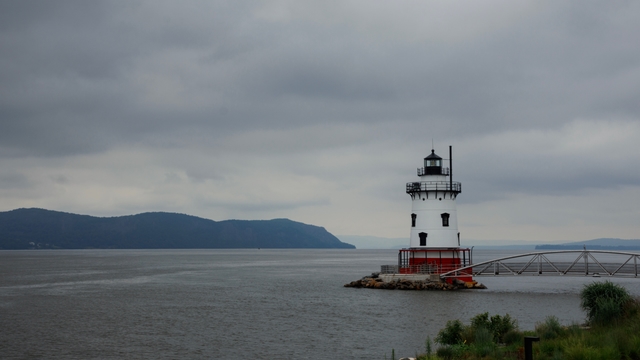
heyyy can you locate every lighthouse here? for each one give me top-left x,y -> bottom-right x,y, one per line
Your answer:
399,146 -> 472,283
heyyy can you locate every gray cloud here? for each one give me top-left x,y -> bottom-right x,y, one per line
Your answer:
1,1 -> 640,242
0,172 -> 30,190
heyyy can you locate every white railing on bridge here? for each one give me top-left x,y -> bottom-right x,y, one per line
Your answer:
439,250 -> 640,279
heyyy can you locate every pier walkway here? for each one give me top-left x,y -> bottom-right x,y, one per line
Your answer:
440,250 -> 640,279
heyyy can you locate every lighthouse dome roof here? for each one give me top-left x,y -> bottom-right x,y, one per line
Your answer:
424,150 -> 442,160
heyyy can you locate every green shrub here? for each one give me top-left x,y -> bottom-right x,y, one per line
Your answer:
468,312 -> 517,343
417,289 -> 640,360
557,334 -> 622,360
424,336 -> 433,358
565,324 -> 582,337
538,340 -> 560,357
435,344 -> 467,360
535,315 -> 564,340
436,346 -> 455,360
474,326 -> 493,345
470,312 -> 490,329
460,324 -> 476,344
563,344 -> 619,360
490,313 -> 517,343
580,281 -> 631,325
594,297 -> 625,325
602,326 -> 640,360
436,319 -> 464,345
472,326 -> 495,357
624,335 -> 640,359
502,329 -> 524,346
623,296 -> 640,318
472,343 -> 495,358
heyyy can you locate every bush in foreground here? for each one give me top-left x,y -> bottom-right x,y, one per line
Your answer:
580,280 -> 632,325
410,282 -> 640,360
430,312 -> 520,359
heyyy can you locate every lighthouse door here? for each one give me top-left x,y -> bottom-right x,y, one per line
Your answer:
419,232 -> 427,246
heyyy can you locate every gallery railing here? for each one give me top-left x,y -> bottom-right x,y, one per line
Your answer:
406,181 -> 461,194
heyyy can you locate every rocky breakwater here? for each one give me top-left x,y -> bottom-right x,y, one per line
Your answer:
344,272 -> 487,291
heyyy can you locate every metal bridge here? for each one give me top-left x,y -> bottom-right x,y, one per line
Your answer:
440,250 -> 640,279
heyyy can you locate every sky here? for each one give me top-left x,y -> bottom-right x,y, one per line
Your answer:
1,1 -> 640,246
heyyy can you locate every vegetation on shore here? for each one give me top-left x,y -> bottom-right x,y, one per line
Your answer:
398,281 -> 640,360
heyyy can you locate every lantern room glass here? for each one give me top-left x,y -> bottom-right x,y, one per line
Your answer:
425,159 -> 441,167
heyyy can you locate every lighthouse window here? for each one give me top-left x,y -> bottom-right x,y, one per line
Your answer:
441,213 -> 450,227
419,232 -> 427,246
411,213 -> 416,227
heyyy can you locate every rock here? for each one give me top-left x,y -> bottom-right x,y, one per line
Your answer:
344,275 -> 488,291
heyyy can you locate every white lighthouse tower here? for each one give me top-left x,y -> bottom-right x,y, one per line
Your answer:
399,146 -> 472,282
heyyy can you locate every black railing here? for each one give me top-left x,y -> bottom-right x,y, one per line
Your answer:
406,181 -> 462,194
418,167 -> 450,176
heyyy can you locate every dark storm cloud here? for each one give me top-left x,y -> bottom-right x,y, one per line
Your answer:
3,1 -> 639,158
0,1 -> 249,156
1,1 -> 131,156
0,1 -> 120,81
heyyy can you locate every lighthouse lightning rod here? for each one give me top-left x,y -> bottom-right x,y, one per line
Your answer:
449,145 -> 453,192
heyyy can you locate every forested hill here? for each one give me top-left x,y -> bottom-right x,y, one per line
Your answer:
0,208 -> 355,250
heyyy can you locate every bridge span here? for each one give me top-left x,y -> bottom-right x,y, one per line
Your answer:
440,250 -> 640,279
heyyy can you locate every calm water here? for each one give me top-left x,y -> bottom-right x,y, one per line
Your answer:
2,249 -> 640,359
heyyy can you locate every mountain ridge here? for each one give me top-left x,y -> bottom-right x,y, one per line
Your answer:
0,208 -> 355,249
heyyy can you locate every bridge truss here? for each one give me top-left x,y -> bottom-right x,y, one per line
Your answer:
440,250 -> 640,279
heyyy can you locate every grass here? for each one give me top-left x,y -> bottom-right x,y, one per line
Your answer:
407,281 -> 640,360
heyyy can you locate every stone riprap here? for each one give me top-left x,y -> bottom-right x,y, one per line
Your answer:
344,272 -> 486,290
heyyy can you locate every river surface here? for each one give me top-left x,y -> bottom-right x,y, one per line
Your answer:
2,249 -> 640,359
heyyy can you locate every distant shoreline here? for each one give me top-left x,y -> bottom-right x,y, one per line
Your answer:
535,245 -> 640,251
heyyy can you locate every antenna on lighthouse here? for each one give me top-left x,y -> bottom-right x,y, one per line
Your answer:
450,145 -> 453,191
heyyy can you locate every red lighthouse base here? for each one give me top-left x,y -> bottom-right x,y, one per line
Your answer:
398,248 -> 473,283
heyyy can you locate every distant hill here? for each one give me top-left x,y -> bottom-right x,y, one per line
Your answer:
336,235 -> 408,249
0,208 -> 355,250
536,238 -> 640,251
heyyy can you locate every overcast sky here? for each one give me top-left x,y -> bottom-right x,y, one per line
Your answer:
2,1 -> 640,245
